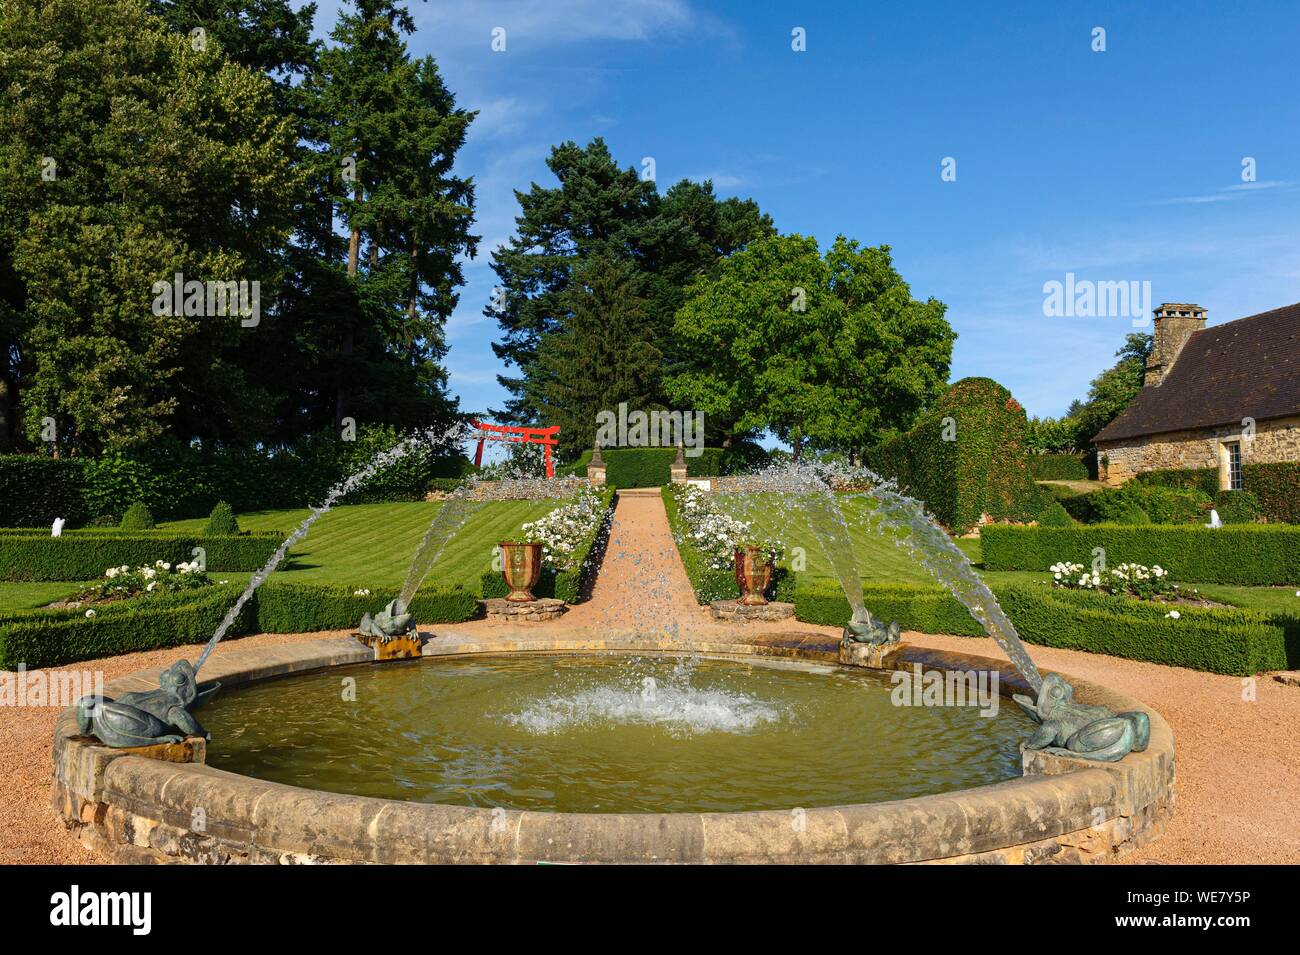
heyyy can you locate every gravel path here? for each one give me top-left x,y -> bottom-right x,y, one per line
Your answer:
4,488 -> 1296,864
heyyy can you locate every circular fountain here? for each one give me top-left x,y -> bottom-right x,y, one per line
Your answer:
51,459 -> 1175,864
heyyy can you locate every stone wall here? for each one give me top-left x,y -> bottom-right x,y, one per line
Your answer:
1098,414 -> 1300,486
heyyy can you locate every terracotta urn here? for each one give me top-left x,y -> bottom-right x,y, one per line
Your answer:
733,545 -> 773,606
500,541 -> 543,602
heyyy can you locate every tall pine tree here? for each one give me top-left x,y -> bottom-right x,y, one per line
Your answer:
528,255 -> 663,457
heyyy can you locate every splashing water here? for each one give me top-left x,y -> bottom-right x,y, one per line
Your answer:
397,474 -> 590,607
731,461 -> 1042,692
502,668 -> 786,736
194,423 -> 467,674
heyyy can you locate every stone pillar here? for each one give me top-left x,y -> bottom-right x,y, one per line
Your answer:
670,443 -> 688,483
586,443 -> 606,485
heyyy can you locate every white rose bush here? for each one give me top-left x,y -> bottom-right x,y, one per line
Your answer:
1049,560 -> 1179,601
674,485 -> 782,571
92,559 -> 212,602
521,487 -> 608,571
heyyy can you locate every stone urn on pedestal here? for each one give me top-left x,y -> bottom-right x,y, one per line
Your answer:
733,544 -> 773,606
499,541 -> 543,602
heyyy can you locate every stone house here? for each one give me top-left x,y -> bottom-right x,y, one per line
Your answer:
1094,302 -> 1300,487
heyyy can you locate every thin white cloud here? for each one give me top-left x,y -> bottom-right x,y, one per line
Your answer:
1154,180 -> 1294,205
412,0 -> 696,48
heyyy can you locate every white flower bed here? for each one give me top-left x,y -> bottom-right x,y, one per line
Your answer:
92,559 -> 211,601
1050,560 -> 1175,600
520,488 -> 607,571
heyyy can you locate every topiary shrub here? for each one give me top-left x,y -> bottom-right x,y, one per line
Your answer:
1037,500 -> 1074,527
203,501 -> 240,535
864,378 -> 1040,533
1117,504 -> 1150,525
1215,489 -> 1261,524
119,502 -> 155,530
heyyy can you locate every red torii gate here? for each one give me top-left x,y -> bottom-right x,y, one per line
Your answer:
470,420 -> 561,478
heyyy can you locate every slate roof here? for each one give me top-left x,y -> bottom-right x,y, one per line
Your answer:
1094,302 -> 1300,443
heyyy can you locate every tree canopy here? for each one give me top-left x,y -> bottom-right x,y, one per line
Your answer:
665,234 -> 954,460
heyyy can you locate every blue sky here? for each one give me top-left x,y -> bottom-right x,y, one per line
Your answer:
305,0 -> 1300,429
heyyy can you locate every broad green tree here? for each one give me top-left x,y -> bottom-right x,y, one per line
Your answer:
666,234 -> 954,461
0,0 -> 300,453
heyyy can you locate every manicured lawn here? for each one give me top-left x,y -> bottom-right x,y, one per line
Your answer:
718,492 -> 960,585
158,500 -> 558,591
0,580 -> 91,613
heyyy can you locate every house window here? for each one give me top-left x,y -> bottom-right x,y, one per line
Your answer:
1222,441 -> 1243,491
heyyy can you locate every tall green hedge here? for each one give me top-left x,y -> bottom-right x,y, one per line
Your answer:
0,429 -> 477,527
980,524 -> 1300,585
563,447 -> 725,487
865,377 -> 1042,532
1030,454 -> 1091,481
1136,463 -> 1299,524
0,580 -> 479,670
661,486 -> 795,603
480,487 -> 616,602
0,457 -> 89,527
0,531 -> 284,581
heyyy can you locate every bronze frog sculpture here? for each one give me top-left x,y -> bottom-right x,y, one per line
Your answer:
358,598 -> 415,642
841,606 -> 901,648
75,659 -> 219,748
1013,673 -> 1150,762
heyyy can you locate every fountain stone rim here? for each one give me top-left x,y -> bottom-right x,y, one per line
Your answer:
52,631 -> 1174,865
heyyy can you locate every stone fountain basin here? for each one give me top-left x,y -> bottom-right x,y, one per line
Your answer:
52,630 -> 1174,864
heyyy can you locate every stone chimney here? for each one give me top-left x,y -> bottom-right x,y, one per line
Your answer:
1144,303 -> 1207,386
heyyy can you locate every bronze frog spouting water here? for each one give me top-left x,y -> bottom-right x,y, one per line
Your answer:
74,659 -> 219,749
1014,673 -> 1150,762
358,598 -> 416,642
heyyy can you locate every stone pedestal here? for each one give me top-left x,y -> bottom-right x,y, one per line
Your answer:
838,639 -> 908,670
482,597 -> 566,622
355,632 -> 424,660
709,599 -> 795,622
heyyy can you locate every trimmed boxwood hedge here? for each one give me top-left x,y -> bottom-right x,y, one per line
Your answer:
479,487 -> 616,603
253,581 -> 478,634
0,531 -> 284,581
979,524 -> 1300,585
996,585 -> 1295,675
794,578 -> 984,636
1136,462 -> 1300,524
865,378 -> 1042,533
791,577 -> 1296,675
660,486 -> 795,603
0,580 -> 479,670
0,584 -> 252,670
